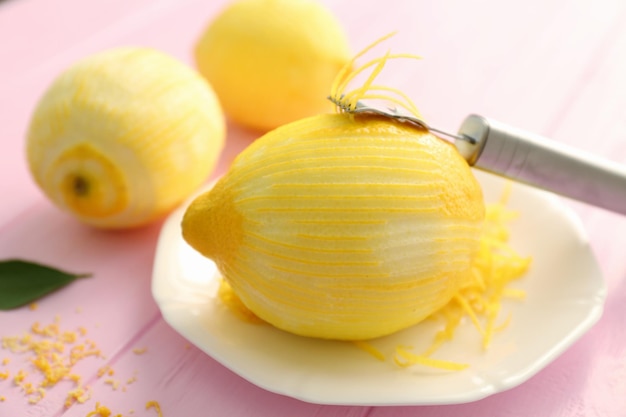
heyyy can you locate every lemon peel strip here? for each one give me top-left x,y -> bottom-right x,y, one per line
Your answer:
341,50 -> 392,111
330,33 -> 422,118
352,340 -> 386,361
453,294 -> 485,336
330,32 -> 397,98
334,54 -> 422,115
341,55 -> 422,110
336,53 -> 422,93
394,346 -> 469,371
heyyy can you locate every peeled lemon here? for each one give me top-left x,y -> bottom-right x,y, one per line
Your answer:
26,47 -> 226,229
182,113 -> 485,340
194,0 -> 351,131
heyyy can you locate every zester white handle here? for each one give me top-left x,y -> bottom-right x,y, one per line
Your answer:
455,114 -> 626,215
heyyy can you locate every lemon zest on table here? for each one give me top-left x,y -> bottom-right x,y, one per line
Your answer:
146,400 -> 164,417
85,402 -> 122,417
1,317 -> 104,406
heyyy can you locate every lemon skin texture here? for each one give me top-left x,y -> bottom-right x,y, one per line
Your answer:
182,113 -> 485,340
194,0 -> 351,132
26,48 -> 226,229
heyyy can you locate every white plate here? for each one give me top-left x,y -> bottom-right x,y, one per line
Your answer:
151,171 -> 606,406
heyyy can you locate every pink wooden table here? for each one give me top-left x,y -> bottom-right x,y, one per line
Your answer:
2,0 -> 626,415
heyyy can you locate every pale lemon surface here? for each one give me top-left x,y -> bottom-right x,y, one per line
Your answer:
194,0 -> 351,131
27,47 -> 226,228
182,113 -> 485,340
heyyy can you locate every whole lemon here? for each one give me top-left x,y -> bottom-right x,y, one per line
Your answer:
26,48 -> 226,229
182,113 -> 485,340
194,0 -> 351,131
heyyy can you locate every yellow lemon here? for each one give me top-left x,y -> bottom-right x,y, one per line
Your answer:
194,0 -> 351,132
26,48 -> 226,229
182,113 -> 485,340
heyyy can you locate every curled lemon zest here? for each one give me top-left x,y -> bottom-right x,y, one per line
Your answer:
352,340 -> 386,361
146,400 -> 164,417
394,346 -> 469,371
453,294 -> 486,336
329,33 -> 422,118
330,32 -> 397,98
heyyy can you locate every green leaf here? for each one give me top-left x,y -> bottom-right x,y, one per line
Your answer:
0,259 -> 91,310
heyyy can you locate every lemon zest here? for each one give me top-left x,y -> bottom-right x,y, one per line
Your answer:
453,294 -> 485,336
352,341 -> 386,361
340,53 -> 422,115
330,33 -> 422,117
331,32 -> 399,100
146,400 -> 164,417
86,402 -> 122,417
394,346 -> 469,371
1,318 -> 104,406
64,385 -> 92,408
97,365 -> 114,377
127,373 -> 138,385
494,312 -> 513,332
104,378 -> 121,391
